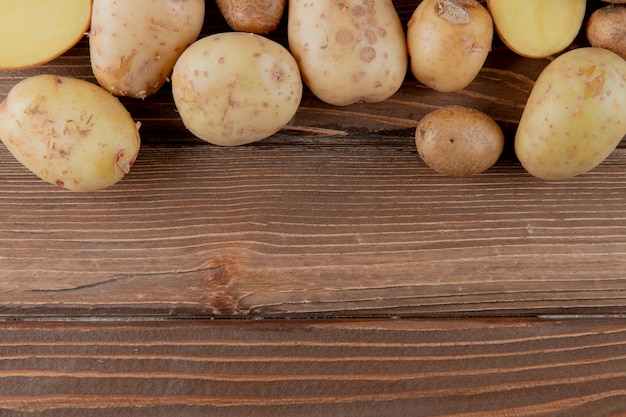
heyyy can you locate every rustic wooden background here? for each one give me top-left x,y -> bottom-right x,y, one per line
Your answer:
1,0 -> 625,415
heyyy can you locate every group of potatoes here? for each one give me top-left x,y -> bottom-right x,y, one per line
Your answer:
0,0 -> 625,191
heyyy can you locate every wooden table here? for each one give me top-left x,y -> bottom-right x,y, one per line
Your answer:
1,1 -> 625,415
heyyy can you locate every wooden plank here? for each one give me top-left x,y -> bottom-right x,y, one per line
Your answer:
1,0 -> 625,318
2,142 -> 626,318
1,318 -> 625,416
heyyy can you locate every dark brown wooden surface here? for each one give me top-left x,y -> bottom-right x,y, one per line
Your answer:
1,1 -> 625,415
1,318 -> 626,417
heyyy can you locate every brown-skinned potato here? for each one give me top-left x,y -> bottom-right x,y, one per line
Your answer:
586,4 -> 626,60
415,106 -> 504,176
215,0 -> 286,34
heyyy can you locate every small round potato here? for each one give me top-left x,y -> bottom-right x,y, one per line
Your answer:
171,32 -> 303,146
415,106 -> 504,176
586,4 -> 626,60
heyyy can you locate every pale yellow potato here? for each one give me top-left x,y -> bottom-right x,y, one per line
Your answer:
0,0 -> 91,70
288,0 -> 408,106
89,0 -> 205,99
407,0 -> 493,92
0,75 -> 141,191
486,0 -> 586,58
515,48 -> 626,181
171,32 -> 303,146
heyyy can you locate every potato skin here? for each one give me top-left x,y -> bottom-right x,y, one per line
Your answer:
515,48 -> 626,181
287,0 -> 408,106
415,106 -> 504,176
586,5 -> 626,60
89,0 -> 205,99
0,75 -> 141,191
171,32 -> 302,146
407,0 -> 493,92
216,0 -> 286,34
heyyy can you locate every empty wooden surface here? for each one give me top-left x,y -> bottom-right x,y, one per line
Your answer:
0,0 -> 625,415
2,318 -> 626,417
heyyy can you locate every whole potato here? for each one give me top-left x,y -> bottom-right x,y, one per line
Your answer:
216,0 -> 286,34
0,0 -> 91,70
407,0 -> 493,92
288,0 -> 408,106
486,0 -> 586,58
171,32 -> 303,146
415,106 -> 504,176
586,4 -> 626,61
0,75 -> 141,191
89,0 -> 205,99
515,48 -> 626,180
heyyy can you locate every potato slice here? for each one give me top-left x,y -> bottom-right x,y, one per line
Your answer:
0,0 -> 92,70
486,0 -> 586,58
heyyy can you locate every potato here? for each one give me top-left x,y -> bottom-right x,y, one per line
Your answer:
0,0 -> 91,70
89,0 -> 205,99
486,0 -> 586,58
287,0 -> 408,106
586,4 -> 626,61
0,75 -> 141,191
515,48 -> 626,181
415,106 -> 504,176
216,0 -> 286,34
171,32 -> 302,146
407,0 -> 493,93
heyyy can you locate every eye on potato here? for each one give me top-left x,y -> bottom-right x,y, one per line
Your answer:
0,0 -> 91,70
171,32 -> 303,146
415,106 -> 504,176
89,0 -> 205,99
407,0 -> 493,92
0,75 -> 141,191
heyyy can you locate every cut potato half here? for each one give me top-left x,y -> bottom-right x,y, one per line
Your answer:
486,0 -> 586,58
0,0 -> 92,70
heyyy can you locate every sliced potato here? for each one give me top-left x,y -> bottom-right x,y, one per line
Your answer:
486,0 -> 586,58
0,0 -> 92,70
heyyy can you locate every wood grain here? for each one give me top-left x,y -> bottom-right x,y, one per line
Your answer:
1,0 -> 625,319
1,318 -> 626,416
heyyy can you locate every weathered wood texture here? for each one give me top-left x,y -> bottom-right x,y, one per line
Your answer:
1,318 -> 626,417
1,0 -> 625,318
